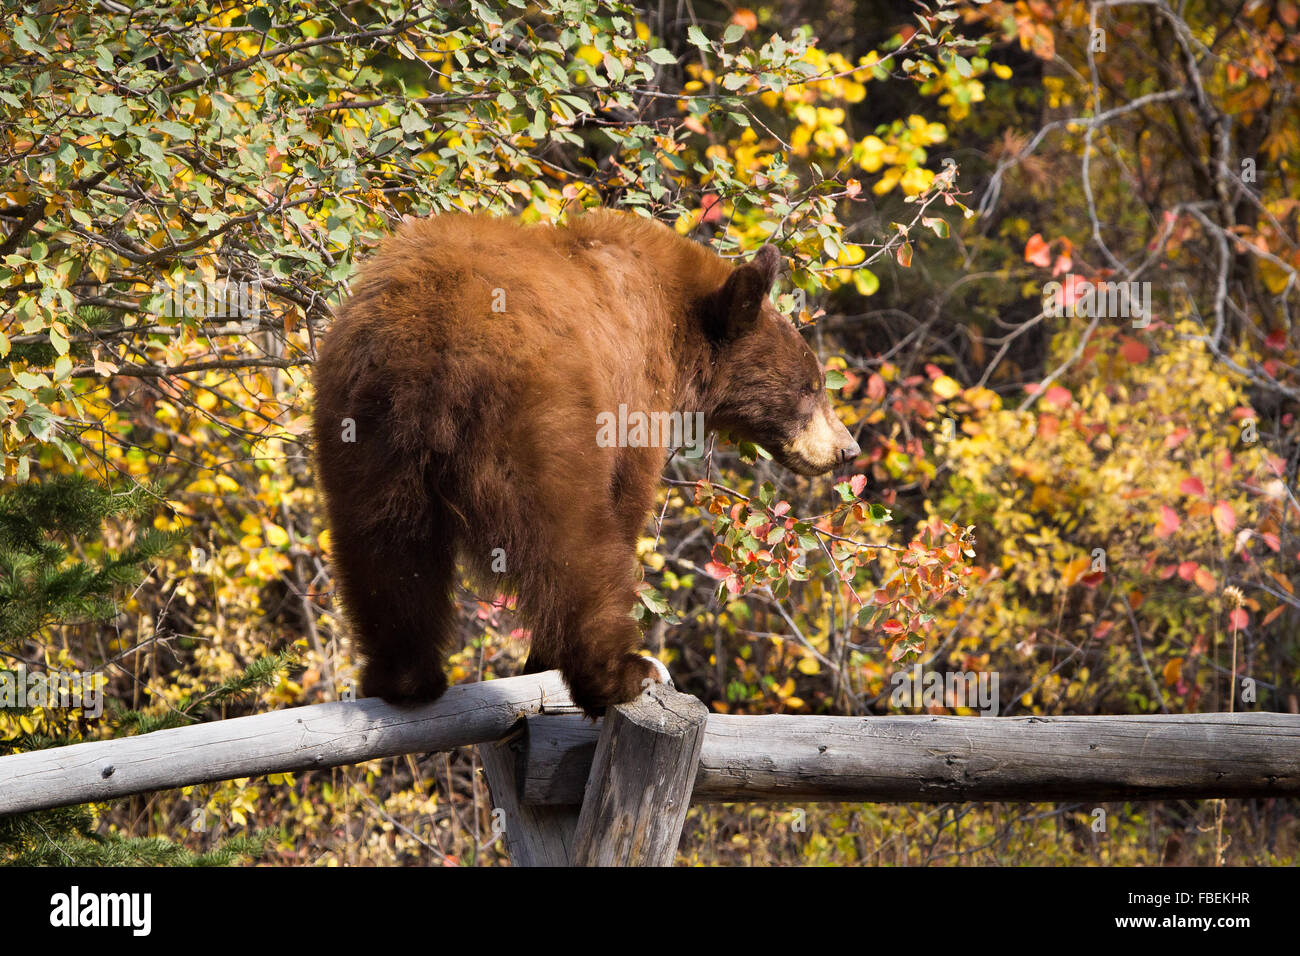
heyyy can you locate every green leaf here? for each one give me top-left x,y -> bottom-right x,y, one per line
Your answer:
138,138 -> 166,164
922,216 -> 949,238
853,268 -> 880,296
246,8 -> 272,33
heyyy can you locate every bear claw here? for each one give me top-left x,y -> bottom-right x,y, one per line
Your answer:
645,656 -> 673,688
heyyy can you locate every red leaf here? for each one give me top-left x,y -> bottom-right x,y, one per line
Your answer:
1060,273 -> 1086,308
881,618 -> 905,634
1156,505 -> 1181,539
1212,500 -> 1236,536
704,561 -> 731,579
867,373 -> 886,401
1119,337 -> 1149,363
850,474 -> 868,496
1228,607 -> 1249,630
1193,566 -> 1217,593
1024,233 -> 1051,267
1044,385 -> 1073,408
1178,476 -> 1205,497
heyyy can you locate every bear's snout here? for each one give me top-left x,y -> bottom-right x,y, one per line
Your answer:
837,436 -> 861,465
783,402 -> 859,475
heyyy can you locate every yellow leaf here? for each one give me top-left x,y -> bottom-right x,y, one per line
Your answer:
933,375 -> 962,399
1061,555 -> 1089,586
796,657 -> 820,675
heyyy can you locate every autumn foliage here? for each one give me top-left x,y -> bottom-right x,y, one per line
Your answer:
2,0 -> 1298,866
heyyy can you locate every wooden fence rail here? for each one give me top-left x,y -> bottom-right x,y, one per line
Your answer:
0,671 -> 575,816
2,672 -> 1297,865
516,710 -> 1300,804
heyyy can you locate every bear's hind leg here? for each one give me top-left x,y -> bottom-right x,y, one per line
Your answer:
332,522 -> 456,707
521,648 -> 553,675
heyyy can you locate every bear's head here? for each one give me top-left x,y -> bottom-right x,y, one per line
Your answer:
700,246 -> 860,477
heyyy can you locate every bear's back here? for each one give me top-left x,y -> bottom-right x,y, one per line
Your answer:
335,210 -> 729,341
314,210 -> 734,472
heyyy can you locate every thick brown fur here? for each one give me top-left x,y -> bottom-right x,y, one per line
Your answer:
312,210 -> 858,715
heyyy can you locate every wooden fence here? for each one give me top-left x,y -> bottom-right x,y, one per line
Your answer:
2,671 -> 1297,865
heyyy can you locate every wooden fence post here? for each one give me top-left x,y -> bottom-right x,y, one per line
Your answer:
478,724 -> 580,866
571,684 -> 708,866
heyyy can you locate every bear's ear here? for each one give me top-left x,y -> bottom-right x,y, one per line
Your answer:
703,245 -> 780,341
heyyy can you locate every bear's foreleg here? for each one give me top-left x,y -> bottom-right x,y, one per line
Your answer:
537,555 -> 669,717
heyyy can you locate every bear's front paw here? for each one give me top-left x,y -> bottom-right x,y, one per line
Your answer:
622,653 -> 673,705
568,654 -> 672,718
642,655 -> 674,691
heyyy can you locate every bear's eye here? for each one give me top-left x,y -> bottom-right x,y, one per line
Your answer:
799,383 -> 815,398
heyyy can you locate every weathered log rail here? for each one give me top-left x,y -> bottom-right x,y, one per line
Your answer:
0,671 -> 573,815
2,671 -> 1297,865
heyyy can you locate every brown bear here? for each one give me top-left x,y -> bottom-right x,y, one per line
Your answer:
312,210 -> 859,715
